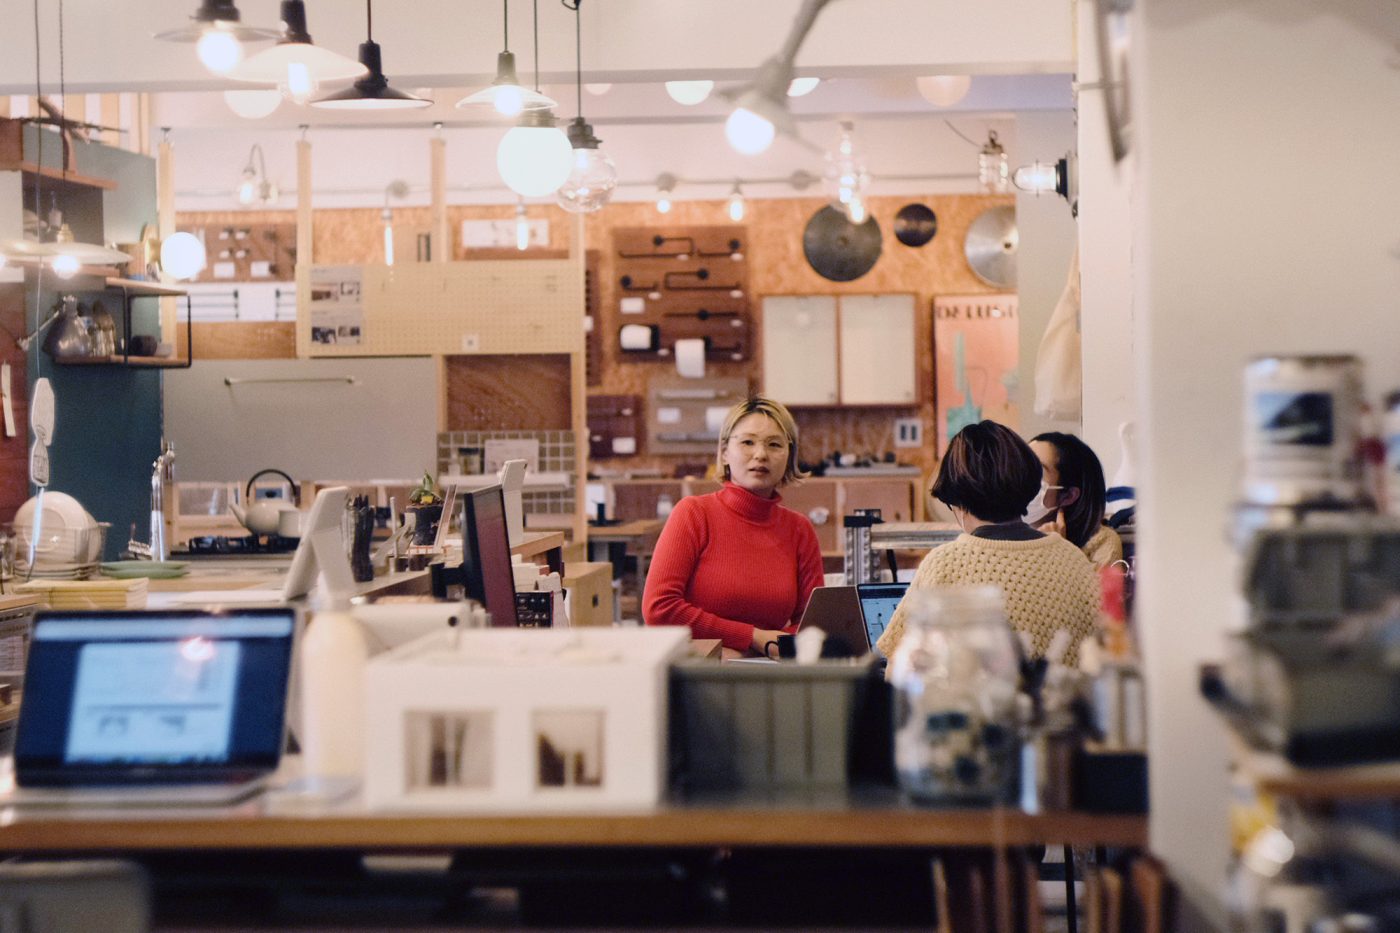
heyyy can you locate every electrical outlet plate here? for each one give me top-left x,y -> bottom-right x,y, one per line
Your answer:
894,418 -> 922,448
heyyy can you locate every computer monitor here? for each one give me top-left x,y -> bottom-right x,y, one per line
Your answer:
460,484 -> 517,627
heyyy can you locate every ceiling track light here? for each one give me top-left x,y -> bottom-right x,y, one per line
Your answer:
312,0 -> 432,109
722,0 -> 835,156
457,0 -> 557,116
229,1 -> 368,105
153,0 -> 279,75
556,0 -> 618,214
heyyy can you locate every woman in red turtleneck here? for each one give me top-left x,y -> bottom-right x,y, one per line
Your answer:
643,396 -> 824,658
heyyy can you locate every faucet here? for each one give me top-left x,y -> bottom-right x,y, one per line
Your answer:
130,440 -> 175,560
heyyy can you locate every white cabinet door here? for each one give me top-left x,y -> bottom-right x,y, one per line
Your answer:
762,296 -> 838,406
838,294 -> 917,405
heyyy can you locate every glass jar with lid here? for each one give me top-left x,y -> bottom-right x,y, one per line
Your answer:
888,585 -> 1022,805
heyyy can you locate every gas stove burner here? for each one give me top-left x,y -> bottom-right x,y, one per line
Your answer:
183,534 -> 301,555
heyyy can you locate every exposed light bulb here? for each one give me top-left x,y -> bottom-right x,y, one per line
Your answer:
51,254 -> 80,278
496,121 -> 574,197
727,185 -> 745,222
196,28 -> 243,75
494,84 -> 526,117
383,213 -> 395,266
846,196 -> 866,224
787,77 -> 819,98
160,231 -> 207,280
725,107 -> 775,156
557,147 -> 618,214
1013,161 -> 1058,195
665,80 -> 714,106
237,174 -> 257,205
655,192 -> 672,214
515,203 -> 530,251
280,62 -> 319,105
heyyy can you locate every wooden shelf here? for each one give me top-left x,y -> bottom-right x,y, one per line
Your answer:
6,160 -> 117,190
54,354 -> 188,369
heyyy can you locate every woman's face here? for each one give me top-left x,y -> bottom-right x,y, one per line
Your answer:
1030,439 -> 1063,504
723,413 -> 789,497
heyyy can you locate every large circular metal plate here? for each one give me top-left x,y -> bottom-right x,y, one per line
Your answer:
893,203 -> 938,247
802,206 -> 882,282
963,205 -> 1018,289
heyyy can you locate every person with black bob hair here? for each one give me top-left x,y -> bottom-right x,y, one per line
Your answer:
876,420 -> 1100,666
1028,431 -> 1124,570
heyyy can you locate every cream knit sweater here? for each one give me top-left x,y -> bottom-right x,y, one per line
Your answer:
876,533 -> 1101,666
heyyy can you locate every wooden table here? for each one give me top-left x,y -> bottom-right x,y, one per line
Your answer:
586,519 -> 663,614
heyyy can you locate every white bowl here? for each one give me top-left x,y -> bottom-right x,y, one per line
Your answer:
14,492 -> 97,563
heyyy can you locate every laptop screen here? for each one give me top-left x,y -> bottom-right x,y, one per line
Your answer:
856,583 -> 908,656
16,609 -> 296,786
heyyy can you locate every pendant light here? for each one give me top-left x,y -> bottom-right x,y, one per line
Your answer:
229,1 -> 368,106
979,130 -> 1010,194
312,1 -> 431,110
514,200 -> 531,251
154,1 -> 279,76
665,81 -> 713,106
823,121 -> 870,221
457,0 -> 556,117
726,183 -> 745,222
555,0 -> 617,214
495,0 -> 572,197
235,144 -> 279,205
0,0 -> 129,275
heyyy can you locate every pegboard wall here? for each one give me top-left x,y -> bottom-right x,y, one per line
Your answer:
178,219 -> 296,283
296,258 -> 585,358
611,226 -> 750,363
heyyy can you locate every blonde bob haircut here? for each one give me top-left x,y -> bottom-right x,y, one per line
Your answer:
715,395 -> 809,487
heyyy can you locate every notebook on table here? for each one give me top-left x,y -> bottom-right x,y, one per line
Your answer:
7,608 -> 296,807
856,582 -> 909,657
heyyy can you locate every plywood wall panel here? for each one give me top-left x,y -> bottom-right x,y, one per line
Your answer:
175,321 -> 296,359
445,354 -> 571,432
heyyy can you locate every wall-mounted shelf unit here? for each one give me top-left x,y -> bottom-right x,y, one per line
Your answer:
31,270 -> 193,369
12,162 -> 117,191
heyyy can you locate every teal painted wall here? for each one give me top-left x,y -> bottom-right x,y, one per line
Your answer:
23,126 -> 163,559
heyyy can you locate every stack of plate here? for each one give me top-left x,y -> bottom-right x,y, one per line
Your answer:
15,577 -> 148,609
12,493 -> 107,579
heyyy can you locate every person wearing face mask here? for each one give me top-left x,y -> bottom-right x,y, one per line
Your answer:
875,420 -> 1100,665
643,396 -> 824,659
1028,431 -> 1123,570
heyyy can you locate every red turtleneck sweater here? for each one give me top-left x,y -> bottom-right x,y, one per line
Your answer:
643,482 -> 825,651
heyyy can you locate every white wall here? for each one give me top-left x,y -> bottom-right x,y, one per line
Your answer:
1076,0 -> 1137,482
1010,110 -> 1079,441
1135,0 -> 1400,925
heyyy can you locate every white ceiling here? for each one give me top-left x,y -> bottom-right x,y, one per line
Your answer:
0,0 -> 1079,208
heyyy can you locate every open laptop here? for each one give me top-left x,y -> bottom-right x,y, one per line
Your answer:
7,608 -> 296,806
797,586 -> 868,656
856,582 -> 909,657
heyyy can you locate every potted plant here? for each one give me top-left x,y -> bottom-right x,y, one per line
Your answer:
406,471 -> 444,545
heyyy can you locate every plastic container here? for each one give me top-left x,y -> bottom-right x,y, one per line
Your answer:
299,608 -> 369,780
887,586 -> 1021,805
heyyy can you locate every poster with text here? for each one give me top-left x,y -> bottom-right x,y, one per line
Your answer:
933,294 -> 1019,456
308,265 -> 364,346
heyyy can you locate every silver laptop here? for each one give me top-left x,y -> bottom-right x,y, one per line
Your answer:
7,608 -> 296,807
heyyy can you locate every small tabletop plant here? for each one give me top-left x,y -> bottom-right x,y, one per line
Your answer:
408,471 -> 443,507
407,471 -> 445,544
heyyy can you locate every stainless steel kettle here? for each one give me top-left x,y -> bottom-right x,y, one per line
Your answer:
41,295 -> 95,360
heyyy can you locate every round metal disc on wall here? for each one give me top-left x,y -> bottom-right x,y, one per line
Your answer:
893,203 -> 938,247
802,206 -> 882,282
963,205 -> 1018,288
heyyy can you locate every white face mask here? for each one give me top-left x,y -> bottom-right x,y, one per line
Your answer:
1023,481 -> 1063,526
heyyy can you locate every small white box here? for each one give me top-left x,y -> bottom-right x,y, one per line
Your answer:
364,627 -> 688,811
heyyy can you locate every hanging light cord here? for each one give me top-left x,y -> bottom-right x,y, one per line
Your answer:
561,0 -> 581,116
365,0 -> 372,41
532,0 -> 541,91
58,0 -> 66,184
502,0 -> 509,52
943,119 -> 984,149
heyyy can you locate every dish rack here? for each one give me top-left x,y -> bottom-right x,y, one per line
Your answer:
10,522 -> 110,580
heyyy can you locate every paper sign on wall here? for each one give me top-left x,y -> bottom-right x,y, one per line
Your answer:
308,265 -> 365,347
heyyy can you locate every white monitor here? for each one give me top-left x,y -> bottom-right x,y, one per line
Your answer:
282,486 -> 354,604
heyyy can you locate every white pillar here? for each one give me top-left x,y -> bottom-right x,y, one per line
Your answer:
1134,0 -> 1400,924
